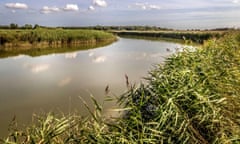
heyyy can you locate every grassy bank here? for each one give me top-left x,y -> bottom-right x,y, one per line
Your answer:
0,28 -> 116,48
1,32 -> 240,143
114,30 -> 224,44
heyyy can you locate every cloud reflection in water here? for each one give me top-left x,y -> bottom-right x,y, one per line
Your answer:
12,55 -> 25,60
92,55 -> 107,63
88,51 -> 107,63
24,63 -> 50,73
65,52 -> 78,59
58,77 -> 72,87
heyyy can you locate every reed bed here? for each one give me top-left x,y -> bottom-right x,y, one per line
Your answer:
0,28 -> 116,48
1,31 -> 240,144
115,30 -> 224,44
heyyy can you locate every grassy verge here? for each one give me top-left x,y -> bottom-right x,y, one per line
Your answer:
1,31 -> 240,143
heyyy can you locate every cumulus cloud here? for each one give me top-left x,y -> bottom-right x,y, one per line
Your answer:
129,3 -> 161,10
40,6 -> 60,14
88,5 -> 95,11
63,4 -> 79,11
5,3 -> 28,9
40,4 -> 79,14
93,0 -> 107,7
134,3 -> 147,10
148,4 -> 161,10
232,0 -> 239,3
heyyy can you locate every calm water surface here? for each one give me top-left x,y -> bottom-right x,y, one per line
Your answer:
0,38 -> 181,137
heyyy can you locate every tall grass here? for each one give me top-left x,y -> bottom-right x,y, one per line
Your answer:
0,28 -> 116,47
115,30 -> 224,44
1,31 -> 240,144
119,31 -> 240,143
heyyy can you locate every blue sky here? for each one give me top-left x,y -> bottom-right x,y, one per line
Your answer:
0,0 -> 240,29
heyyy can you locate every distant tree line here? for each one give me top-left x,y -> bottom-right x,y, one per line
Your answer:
0,24 -> 239,31
0,23 -> 41,29
61,25 -> 174,31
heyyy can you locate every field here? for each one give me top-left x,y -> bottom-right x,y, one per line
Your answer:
1,31 -> 240,143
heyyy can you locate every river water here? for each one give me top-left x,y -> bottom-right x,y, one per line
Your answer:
0,37 -> 182,137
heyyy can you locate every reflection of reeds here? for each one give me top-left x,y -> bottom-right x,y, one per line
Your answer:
125,74 -> 129,88
2,31 -> 240,143
0,40 -> 114,58
105,85 -> 110,95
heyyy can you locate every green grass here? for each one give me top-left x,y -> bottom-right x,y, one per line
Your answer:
0,28 -> 116,58
1,31 -> 240,144
119,31 -> 240,143
114,30 -> 224,44
0,28 -> 116,47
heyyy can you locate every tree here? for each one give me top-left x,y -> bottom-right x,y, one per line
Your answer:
23,24 -> 32,29
33,24 -> 40,29
10,23 -> 18,29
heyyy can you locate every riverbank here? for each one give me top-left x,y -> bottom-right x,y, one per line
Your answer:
1,31 -> 240,143
113,30 -> 225,44
0,28 -> 116,49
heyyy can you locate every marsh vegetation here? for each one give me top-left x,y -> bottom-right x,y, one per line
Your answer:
1,31 -> 240,143
0,28 -> 116,48
114,30 -> 224,44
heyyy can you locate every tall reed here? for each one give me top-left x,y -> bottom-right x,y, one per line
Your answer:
1,31 -> 240,144
0,28 -> 116,47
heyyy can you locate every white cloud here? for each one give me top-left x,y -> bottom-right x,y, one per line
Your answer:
40,6 -> 60,14
149,5 -> 161,10
40,4 -> 79,14
5,3 -> 28,9
232,0 -> 239,3
63,4 -> 79,11
58,77 -> 72,87
134,3 -> 147,10
130,3 -> 161,10
92,55 -> 107,63
93,0 -> 107,7
89,5 -> 95,11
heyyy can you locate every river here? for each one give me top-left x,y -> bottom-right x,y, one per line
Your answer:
0,37 -> 182,137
